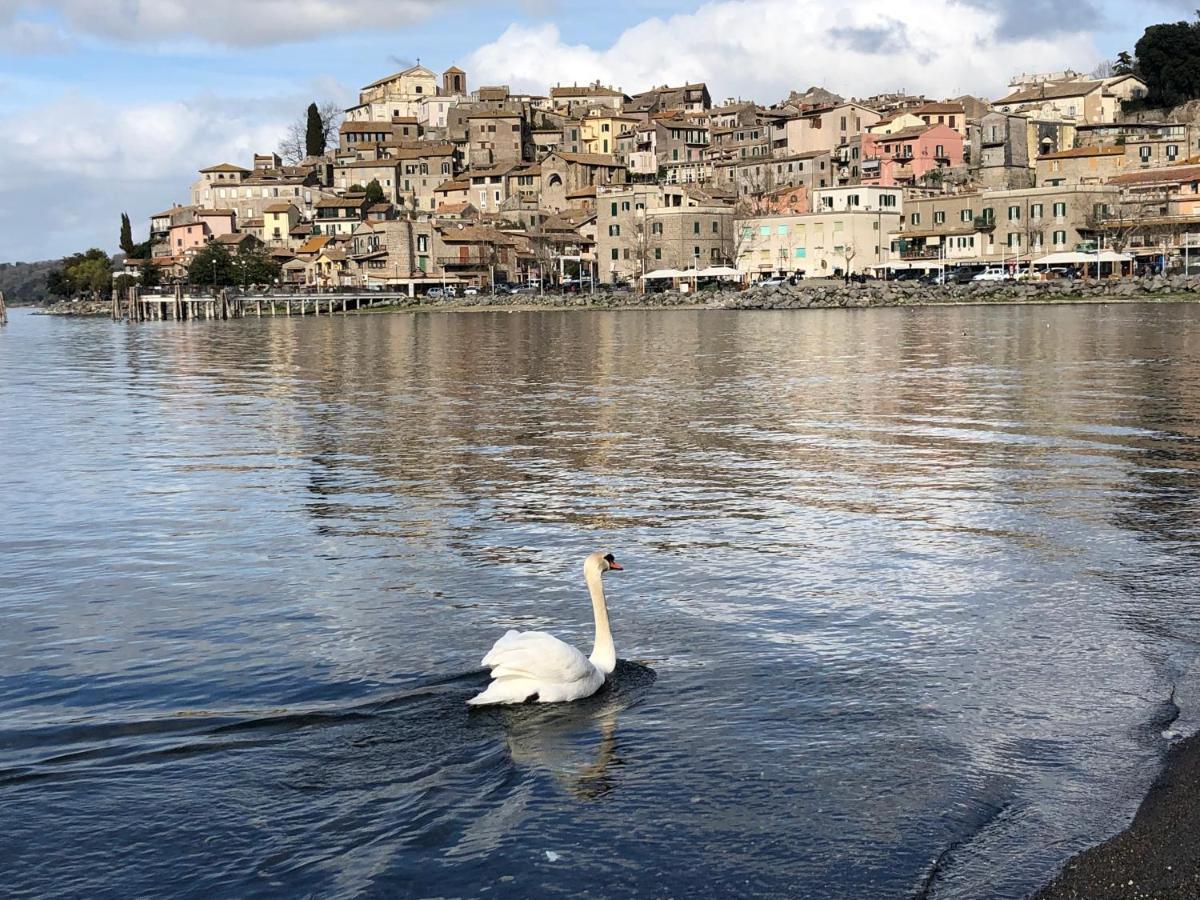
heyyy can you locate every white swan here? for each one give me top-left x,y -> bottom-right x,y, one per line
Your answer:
468,551 -> 623,706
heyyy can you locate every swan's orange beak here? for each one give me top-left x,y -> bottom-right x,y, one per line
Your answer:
608,560 -> 623,570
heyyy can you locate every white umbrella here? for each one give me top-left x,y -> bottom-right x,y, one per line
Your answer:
697,266 -> 742,277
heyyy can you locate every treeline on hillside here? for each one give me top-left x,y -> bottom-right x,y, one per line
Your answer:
1114,12 -> 1200,108
0,260 -> 59,305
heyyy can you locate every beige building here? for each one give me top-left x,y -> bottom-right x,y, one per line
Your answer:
891,185 -> 1120,265
348,64 -> 440,121
994,80 -> 1118,125
778,103 -> 882,156
262,203 -> 302,248
736,209 -> 900,279
466,109 -> 532,168
1036,146 -> 1125,186
595,183 -> 735,282
540,152 -> 627,212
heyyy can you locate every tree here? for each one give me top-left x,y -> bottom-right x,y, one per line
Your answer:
363,178 -> 386,205
187,242 -> 237,286
1134,15 -> 1200,106
280,101 -> 342,163
305,102 -> 325,157
139,261 -> 161,288
46,248 -> 113,298
1090,59 -> 1117,79
119,212 -> 136,256
233,246 -> 281,286
1115,51 -> 1137,76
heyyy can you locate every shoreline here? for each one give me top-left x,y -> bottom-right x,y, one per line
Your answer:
31,289 -> 1200,319
1033,731 -> 1200,899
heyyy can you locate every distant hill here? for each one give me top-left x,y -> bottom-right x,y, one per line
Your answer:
0,259 -> 59,306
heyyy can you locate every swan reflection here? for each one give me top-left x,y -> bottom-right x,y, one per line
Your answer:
490,660 -> 655,801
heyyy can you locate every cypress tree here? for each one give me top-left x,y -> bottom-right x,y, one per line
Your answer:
119,213 -> 135,257
305,102 -> 325,158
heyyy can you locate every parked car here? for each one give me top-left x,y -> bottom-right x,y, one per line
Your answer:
462,286 -> 479,296
972,268 -> 1011,283
918,271 -> 949,285
949,267 -> 982,284
758,275 -> 788,286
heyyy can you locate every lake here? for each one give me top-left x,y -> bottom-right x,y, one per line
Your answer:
2,303 -> 1199,898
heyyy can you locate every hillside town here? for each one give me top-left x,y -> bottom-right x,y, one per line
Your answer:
132,61 -> 1200,294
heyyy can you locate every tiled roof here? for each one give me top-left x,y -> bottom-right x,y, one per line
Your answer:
996,80 -> 1105,104
1037,146 -> 1124,160
1108,164 -> 1200,185
200,163 -> 250,173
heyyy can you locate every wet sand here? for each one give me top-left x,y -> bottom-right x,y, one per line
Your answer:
1034,732 -> 1200,899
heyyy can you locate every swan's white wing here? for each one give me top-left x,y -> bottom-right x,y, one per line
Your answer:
469,629 -> 602,705
481,629 -> 595,683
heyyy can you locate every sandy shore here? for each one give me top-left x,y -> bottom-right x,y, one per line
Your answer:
1033,732 -> 1200,899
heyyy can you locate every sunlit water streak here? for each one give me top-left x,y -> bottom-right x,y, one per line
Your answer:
2,304 -> 1199,898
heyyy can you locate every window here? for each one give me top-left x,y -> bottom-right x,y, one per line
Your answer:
911,212 -> 921,225
693,222 -> 700,234
417,235 -> 428,252
1140,146 -> 1152,162
611,202 -> 618,216
655,248 -> 662,260
1008,205 -> 1021,221
777,224 -> 789,236
1053,202 -> 1066,217
611,248 -> 619,260
1053,230 -> 1067,245
622,201 -> 631,211
961,208 -> 972,222
1030,203 -> 1043,219
935,145 -> 944,157
881,194 -> 896,207
1007,233 -> 1021,247
759,225 -> 771,236
609,224 -> 620,236
714,221 -> 721,233
653,222 -> 663,235
934,211 -> 945,224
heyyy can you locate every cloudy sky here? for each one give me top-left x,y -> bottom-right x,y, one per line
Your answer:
0,0 -> 1190,262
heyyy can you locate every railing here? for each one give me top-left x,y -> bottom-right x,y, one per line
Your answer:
974,216 -> 996,230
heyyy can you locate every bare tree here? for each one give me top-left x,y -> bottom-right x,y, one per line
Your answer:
279,101 -> 343,163
1090,59 -> 1117,79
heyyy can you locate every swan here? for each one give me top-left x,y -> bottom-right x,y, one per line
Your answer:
468,551 -> 623,706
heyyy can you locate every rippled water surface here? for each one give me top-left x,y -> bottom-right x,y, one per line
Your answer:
3,304 -> 1200,899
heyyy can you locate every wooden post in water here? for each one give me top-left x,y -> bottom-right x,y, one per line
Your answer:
0,289 -> 7,326
256,299 -> 261,318
111,288 -> 119,321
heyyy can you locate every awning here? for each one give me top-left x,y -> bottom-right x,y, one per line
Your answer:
697,266 -> 743,277
1031,250 -> 1132,265
641,268 -> 687,279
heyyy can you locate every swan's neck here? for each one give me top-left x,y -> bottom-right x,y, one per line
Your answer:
586,565 -> 616,675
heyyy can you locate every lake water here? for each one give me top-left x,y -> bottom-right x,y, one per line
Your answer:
2,303 -> 1200,899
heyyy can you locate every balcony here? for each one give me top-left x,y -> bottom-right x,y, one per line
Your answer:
438,255 -> 488,267
974,216 -> 996,231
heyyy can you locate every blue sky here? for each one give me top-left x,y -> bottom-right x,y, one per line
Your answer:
0,0 -> 1189,263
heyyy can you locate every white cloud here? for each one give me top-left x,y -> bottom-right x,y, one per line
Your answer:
467,0 -> 1101,101
0,92 -> 290,260
1,0 -> 456,47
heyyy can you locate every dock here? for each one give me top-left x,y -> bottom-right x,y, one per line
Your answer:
113,285 -> 387,322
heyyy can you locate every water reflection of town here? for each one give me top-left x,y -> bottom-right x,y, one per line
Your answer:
143,306 -> 1200,561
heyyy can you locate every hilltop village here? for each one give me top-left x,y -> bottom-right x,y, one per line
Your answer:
135,63 -> 1200,292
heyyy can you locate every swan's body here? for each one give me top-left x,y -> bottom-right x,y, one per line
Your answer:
468,552 -> 621,706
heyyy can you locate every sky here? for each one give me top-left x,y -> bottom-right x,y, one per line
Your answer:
0,0 -> 1192,263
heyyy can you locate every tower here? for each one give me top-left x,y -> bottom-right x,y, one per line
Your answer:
443,66 -> 466,97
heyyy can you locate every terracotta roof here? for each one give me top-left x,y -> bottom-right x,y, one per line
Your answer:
437,201 -> 474,214
200,163 -> 250,173
913,102 -> 965,115
551,84 -> 626,98
263,202 -> 296,213
566,185 -> 597,199
336,159 -> 401,169
1037,146 -> 1125,160
340,121 -> 395,133
1108,164 -> 1200,186
550,151 -> 624,167
197,208 -> 236,217
316,198 -> 366,208
996,80 -> 1106,105
297,236 -> 332,254
435,178 -> 469,192
444,66 -> 465,75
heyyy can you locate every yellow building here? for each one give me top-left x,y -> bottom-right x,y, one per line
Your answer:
581,112 -> 639,156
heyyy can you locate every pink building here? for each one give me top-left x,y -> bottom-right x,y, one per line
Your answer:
168,221 -> 211,256
861,123 -> 962,186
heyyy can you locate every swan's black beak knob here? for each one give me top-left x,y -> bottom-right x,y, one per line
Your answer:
604,552 -> 622,571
